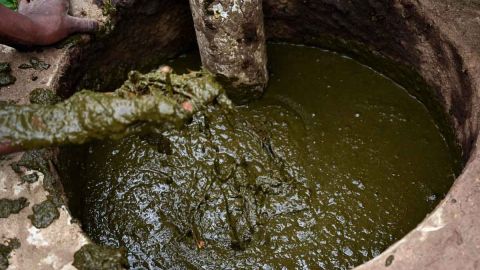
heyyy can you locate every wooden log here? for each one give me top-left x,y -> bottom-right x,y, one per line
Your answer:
189,0 -> 268,103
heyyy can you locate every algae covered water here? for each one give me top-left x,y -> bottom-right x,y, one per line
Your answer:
62,44 -> 458,269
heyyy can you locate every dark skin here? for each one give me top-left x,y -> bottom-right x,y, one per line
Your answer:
0,0 -> 98,48
0,0 -> 99,155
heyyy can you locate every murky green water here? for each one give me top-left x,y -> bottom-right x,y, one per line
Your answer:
62,44 -> 458,269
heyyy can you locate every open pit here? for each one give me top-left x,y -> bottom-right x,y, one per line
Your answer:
55,42 -> 460,269
1,0 -> 480,269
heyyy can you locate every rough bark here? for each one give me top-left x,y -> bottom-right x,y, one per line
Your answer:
189,0 -> 268,103
0,68 -> 229,151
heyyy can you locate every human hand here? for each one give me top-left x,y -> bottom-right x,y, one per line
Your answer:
18,0 -> 99,45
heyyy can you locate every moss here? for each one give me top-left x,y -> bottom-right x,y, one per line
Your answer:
0,198 -> 28,218
73,244 -> 128,270
29,88 -> 61,105
28,199 -> 59,228
0,62 -> 16,87
0,238 -> 20,270
1,69 -> 226,150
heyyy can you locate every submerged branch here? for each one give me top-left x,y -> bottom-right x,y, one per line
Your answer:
0,68 -> 230,152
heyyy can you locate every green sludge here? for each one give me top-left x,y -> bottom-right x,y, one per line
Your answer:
60,44 -> 459,269
0,63 -> 16,88
0,198 -> 28,218
28,199 -> 59,229
0,69 -> 226,149
0,238 -> 20,270
73,244 -> 128,270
